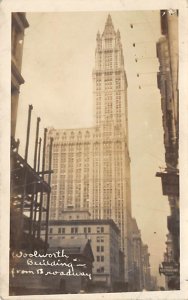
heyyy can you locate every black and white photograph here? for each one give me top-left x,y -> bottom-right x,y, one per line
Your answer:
9,10 -> 180,295
0,1 -> 187,299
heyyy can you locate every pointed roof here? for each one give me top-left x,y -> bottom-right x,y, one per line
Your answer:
49,238 -> 94,261
102,14 -> 115,36
106,14 -> 113,26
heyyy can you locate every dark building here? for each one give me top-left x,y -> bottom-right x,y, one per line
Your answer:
48,239 -> 94,294
10,13 -> 53,295
10,239 -> 94,295
156,10 -> 179,290
11,13 -> 29,138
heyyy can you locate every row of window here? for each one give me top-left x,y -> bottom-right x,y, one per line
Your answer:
49,226 -> 105,234
96,62 -> 121,70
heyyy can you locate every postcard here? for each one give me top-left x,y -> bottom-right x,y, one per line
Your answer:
0,0 -> 188,299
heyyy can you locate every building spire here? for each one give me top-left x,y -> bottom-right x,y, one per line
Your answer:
103,14 -> 115,36
106,14 -> 113,26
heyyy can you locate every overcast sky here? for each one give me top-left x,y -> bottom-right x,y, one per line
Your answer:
16,11 -> 170,287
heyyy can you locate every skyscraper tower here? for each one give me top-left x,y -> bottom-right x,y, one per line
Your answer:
92,15 -> 132,281
92,13 -> 132,231
94,15 -> 128,132
46,14 -> 132,284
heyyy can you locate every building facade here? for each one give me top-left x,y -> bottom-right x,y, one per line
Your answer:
156,10 -> 179,290
142,244 -> 152,291
11,13 -> 29,138
41,209 -> 123,292
10,13 -> 53,295
131,218 -> 144,291
45,15 -> 132,285
130,218 -> 154,291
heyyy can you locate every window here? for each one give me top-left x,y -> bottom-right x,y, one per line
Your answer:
97,267 -> 105,273
96,256 -> 104,262
97,246 -> 104,252
49,228 -> 53,234
96,236 -> 104,243
84,227 -> 91,234
97,227 -> 104,233
71,227 -> 78,234
58,228 -> 61,234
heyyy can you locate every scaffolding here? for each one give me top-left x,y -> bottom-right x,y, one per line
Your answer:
10,105 -> 53,253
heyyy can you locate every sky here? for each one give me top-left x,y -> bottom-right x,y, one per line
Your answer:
16,11 -> 170,287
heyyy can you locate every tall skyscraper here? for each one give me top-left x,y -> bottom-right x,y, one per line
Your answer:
92,14 -> 132,248
46,15 -> 132,283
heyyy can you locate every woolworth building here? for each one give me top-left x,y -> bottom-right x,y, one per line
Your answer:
45,15 -> 132,282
